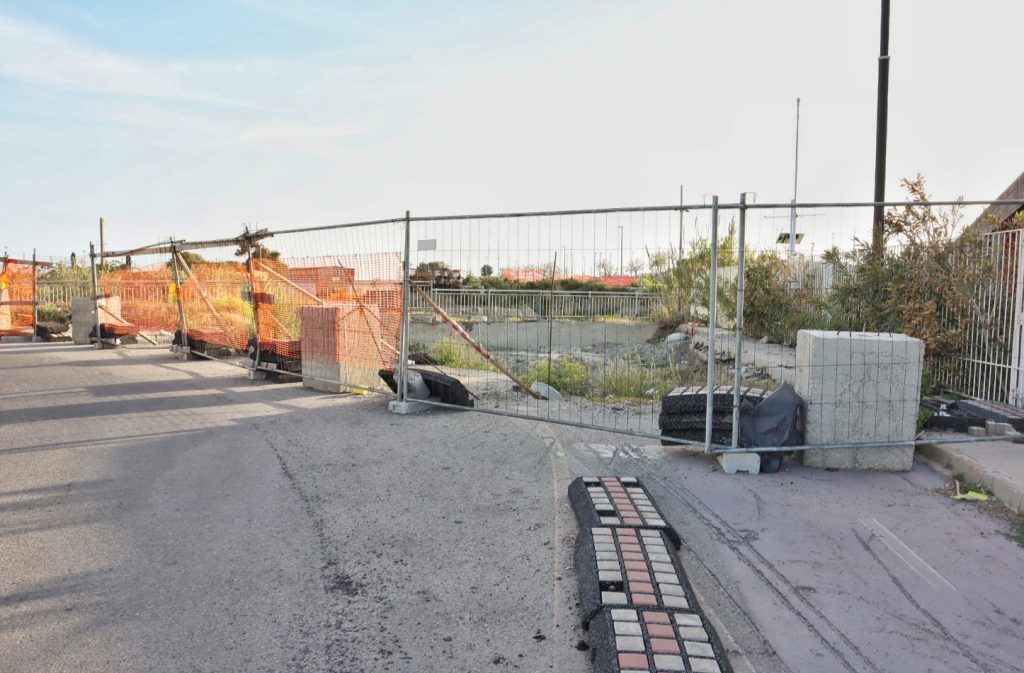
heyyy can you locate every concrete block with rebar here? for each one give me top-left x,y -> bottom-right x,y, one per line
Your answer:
796,330 -> 923,471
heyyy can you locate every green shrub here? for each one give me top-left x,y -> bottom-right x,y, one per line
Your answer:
523,357 -> 592,396
597,358 -> 680,399
742,251 -> 825,344
37,303 -> 72,324
430,339 -> 496,371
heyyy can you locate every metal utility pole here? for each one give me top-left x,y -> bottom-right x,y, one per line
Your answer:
90,242 -> 101,349
31,249 -> 38,337
789,97 -> 801,260
679,186 -> 685,255
678,186 -> 685,316
872,0 -> 891,253
99,217 -> 106,264
617,226 -> 624,275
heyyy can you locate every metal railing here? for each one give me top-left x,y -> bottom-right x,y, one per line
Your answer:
36,280 -> 93,305
409,286 -> 663,321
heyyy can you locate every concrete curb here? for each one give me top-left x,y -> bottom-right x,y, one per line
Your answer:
917,442 -> 1024,513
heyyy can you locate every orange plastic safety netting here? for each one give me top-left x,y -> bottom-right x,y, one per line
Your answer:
100,265 -> 177,336
178,261 -> 252,351
0,259 -> 35,337
252,253 -> 402,371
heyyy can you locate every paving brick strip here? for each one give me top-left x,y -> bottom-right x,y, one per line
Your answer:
569,476 -> 734,673
568,476 -> 681,549
588,608 -> 733,673
574,525 -> 697,627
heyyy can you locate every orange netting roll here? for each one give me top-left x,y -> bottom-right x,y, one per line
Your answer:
0,259 -> 35,337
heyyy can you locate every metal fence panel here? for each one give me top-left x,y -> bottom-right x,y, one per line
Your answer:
404,206 -> 715,443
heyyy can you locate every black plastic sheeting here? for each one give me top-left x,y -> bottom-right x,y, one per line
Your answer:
738,382 -> 804,449
378,368 -> 474,408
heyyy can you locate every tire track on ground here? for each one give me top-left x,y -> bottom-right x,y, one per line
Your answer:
853,529 -> 1021,673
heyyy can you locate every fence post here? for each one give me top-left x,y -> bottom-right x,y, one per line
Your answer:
169,240 -> 188,352
90,242 -> 101,350
31,249 -> 38,340
704,196 -> 720,453
398,210 -> 412,402
731,194 -> 747,448
242,228 -> 261,372
1011,230 -> 1024,406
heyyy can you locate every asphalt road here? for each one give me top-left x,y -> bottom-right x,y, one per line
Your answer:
2,343 -> 1023,673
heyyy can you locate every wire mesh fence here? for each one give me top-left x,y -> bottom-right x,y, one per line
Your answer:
0,256 -> 39,337
403,206 -> 715,442
701,199 -> 1024,456
13,193 -> 1018,456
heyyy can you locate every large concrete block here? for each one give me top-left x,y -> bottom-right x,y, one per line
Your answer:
300,303 -> 383,394
795,330 -> 923,471
71,297 -> 95,344
71,296 -> 123,344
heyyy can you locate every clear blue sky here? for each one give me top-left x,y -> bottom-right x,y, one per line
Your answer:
1,0 -> 1021,260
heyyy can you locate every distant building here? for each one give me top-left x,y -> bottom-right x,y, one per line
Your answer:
969,171 -> 1024,232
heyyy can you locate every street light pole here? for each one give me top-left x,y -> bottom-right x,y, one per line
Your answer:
872,0 -> 891,254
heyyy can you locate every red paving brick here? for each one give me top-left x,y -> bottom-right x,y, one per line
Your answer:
631,581 -> 655,594
622,552 -> 645,561
624,560 -> 647,571
651,637 -> 681,654
618,652 -> 648,668
633,592 -> 657,606
647,623 -> 675,638
643,611 -> 670,624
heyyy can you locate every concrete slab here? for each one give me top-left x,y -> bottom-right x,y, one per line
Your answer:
716,453 -> 760,475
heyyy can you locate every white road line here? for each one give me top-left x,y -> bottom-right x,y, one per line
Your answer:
859,518 -> 957,592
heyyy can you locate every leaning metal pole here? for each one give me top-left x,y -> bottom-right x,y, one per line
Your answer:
241,229 -> 262,372
704,196 -> 720,453
169,240 -> 189,353
398,210 -> 412,403
732,194 -> 747,449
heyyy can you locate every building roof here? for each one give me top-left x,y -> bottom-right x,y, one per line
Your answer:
969,171 -> 1024,232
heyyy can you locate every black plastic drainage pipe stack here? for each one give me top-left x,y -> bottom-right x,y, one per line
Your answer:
568,476 -> 734,673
